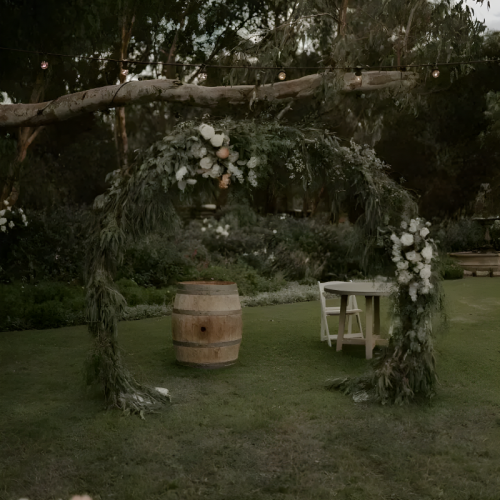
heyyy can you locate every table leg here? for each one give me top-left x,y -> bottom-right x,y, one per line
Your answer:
374,296 -> 380,337
365,296 -> 373,359
336,295 -> 348,352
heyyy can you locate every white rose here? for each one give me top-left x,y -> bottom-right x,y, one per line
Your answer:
396,260 -> 409,270
216,226 -> 223,233
400,233 -> 414,246
273,229 -> 277,234
392,256 -> 402,263
405,250 -> 422,262
201,227 -> 206,232
210,134 -> 224,147
175,166 -> 188,181
0,217 -> 6,226
3,200 -> 8,206
0,226 -> 5,232
390,233 -> 400,245
419,265 -> 432,280
186,179 -> 197,185
0,210 -> 5,216
420,227 -> 430,238
397,270 -> 412,284
199,124 -> 215,140
8,221 -> 14,229
409,220 -> 418,233
421,245 -> 433,261
19,208 -> 23,214
209,164 -> 222,178
426,221 -> 431,227
200,156 -> 214,170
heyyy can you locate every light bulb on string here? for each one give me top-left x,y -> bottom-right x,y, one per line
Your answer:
41,61 -> 48,70
354,66 -> 362,84
432,66 -> 440,78
198,64 -> 208,81
278,71 -> 286,81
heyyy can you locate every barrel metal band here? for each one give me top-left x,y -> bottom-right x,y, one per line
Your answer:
173,308 -> 241,316
173,338 -> 241,348
176,285 -> 238,296
177,360 -> 237,369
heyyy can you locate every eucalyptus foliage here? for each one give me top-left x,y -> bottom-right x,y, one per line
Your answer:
85,117 -> 416,414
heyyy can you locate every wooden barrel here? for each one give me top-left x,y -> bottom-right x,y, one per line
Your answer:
172,281 -> 242,369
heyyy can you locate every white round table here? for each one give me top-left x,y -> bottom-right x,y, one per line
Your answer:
324,282 -> 394,359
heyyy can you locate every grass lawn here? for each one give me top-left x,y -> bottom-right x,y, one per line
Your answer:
1,278 -> 500,500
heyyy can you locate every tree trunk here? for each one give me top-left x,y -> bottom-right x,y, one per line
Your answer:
337,0 -> 349,38
0,71 -> 419,129
114,10 -> 136,172
0,74 -> 45,207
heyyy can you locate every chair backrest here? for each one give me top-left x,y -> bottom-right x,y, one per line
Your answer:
318,280 -> 355,311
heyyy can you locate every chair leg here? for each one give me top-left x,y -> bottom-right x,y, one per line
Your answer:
347,314 -> 353,335
356,312 -> 364,336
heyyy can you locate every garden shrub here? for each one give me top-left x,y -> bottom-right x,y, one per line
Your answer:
433,219 -> 485,252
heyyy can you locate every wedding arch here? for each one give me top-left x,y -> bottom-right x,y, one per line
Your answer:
84,117 -> 443,414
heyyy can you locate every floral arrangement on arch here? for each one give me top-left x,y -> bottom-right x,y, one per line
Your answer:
0,199 -> 28,234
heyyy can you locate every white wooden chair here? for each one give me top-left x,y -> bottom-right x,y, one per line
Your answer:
318,281 -> 364,347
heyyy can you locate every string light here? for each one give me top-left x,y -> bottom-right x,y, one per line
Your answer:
198,64 -> 207,81
431,67 -> 440,78
0,46 -> 497,76
354,67 -> 362,83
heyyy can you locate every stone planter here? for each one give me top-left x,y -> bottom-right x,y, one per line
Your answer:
448,252 -> 500,274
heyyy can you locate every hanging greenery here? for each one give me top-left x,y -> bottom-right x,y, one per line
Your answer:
327,217 -> 446,405
84,117 -> 418,415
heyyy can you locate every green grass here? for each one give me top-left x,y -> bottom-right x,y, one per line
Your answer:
1,279 -> 500,500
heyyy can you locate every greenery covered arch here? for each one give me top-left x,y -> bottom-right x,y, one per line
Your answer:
84,118 -> 419,414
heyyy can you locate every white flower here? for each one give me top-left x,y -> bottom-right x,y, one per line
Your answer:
201,227 -> 206,232
225,224 -> 230,230
208,164 -> 222,178
21,214 -> 27,222
228,151 -> 239,163
210,134 -> 224,147
390,233 -> 401,245
421,245 -> 433,262
8,221 -> 14,229
3,200 -> 8,206
203,218 -> 208,223
0,217 -> 6,226
0,210 -> 5,216
216,226 -> 224,233
397,270 -> 412,284
24,221 -> 28,227
186,179 -> 197,185
200,156 -> 214,170
400,233 -> 414,246
400,221 -> 408,229
416,262 -> 424,271
392,255 -> 402,263
409,220 -> 418,233
175,166 -> 188,181
405,250 -> 422,262
409,282 -> 419,302
420,227 -> 430,238
199,123 -> 215,140
247,157 -> 259,169
177,180 -> 187,191
419,264 -> 432,280
426,221 -> 431,227
208,224 -> 212,228
19,208 -> 23,214
221,230 -> 229,237
0,226 -> 5,232
273,229 -> 277,234
396,260 -> 408,270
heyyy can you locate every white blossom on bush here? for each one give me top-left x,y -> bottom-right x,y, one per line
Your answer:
400,233 -> 414,246
0,200 -> 28,234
